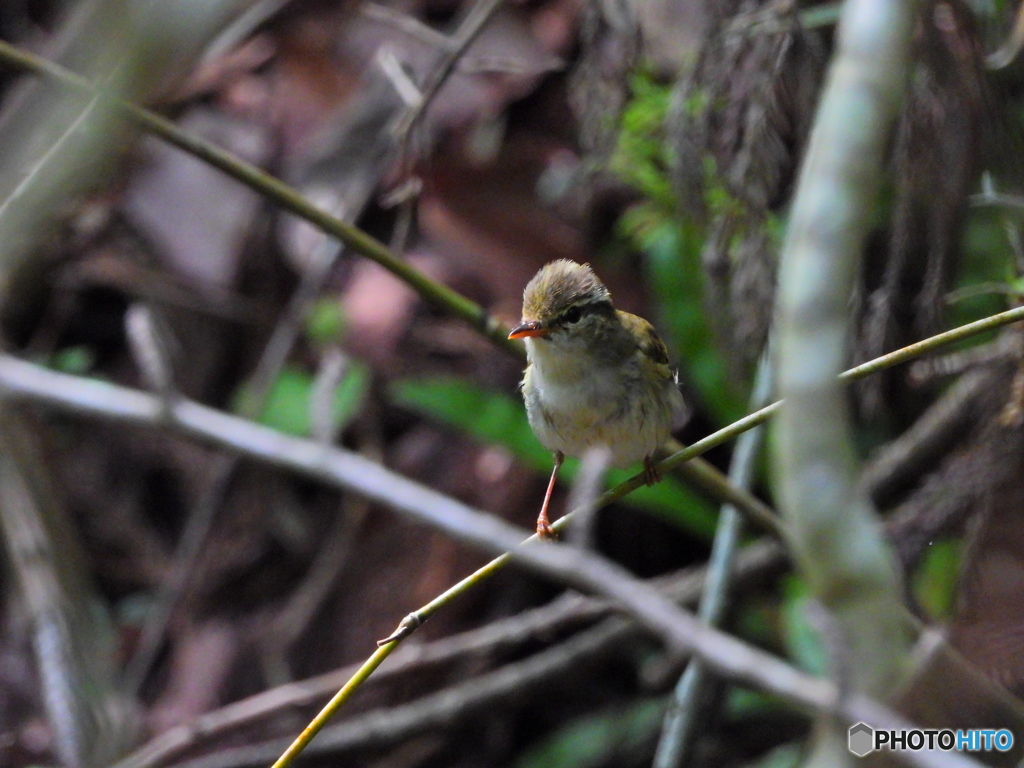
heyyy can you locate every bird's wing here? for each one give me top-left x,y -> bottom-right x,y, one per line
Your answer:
624,312 -> 690,427
619,311 -> 674,380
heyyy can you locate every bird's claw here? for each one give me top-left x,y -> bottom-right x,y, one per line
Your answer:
642,456 -> 661,486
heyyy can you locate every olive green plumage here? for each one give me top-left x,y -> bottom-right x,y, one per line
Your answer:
510,260 -> 683,470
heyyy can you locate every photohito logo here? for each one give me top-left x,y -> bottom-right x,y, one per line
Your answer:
848,723 -> 1014,757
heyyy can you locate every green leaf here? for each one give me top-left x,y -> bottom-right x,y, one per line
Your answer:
305,298 -> 347,346
938,206 -> 1017,354
331,361 -> 370,429
50,345 -> 96,375
633,212 -> 745,425
738,743 -> 804,768
513,699 -> 665,768
610,72 -> 676,210
725,688 -> 785,718
608,69 -> 745,426
238,361 -> 368,437
912,538 -> 961,623
390,377 -> 718,538
780,575 -> 827,677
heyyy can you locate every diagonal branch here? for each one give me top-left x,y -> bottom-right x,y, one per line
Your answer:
0,39 -> 518,356
390,0 -> 504,145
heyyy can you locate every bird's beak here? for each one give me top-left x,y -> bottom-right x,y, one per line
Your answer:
508,320 -> 549,339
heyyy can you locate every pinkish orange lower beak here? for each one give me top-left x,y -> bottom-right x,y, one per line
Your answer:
508,321 -> 549,340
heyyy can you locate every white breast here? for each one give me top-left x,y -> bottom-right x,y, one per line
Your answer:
522,337 -> 680,467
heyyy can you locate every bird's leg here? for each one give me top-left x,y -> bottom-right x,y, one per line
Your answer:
536,451 -> 563,539
642,455 -> 661,486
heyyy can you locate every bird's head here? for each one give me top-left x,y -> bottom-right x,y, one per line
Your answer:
508,260 -> 615,348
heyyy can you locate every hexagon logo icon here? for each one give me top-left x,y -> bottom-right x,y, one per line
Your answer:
849,722 -> 875,757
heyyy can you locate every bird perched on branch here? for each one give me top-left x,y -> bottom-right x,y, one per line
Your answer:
509,260 -> 684,537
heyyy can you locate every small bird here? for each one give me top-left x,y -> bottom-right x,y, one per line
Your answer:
508,260 -> 684,537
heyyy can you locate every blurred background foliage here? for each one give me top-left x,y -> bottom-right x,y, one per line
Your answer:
2,0 -> 1024,767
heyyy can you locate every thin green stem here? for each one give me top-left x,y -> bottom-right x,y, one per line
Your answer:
839,304 -> 1024,381
269,645 -> 393,768
660,302 -> 1024,477
0,39 -> 518,356
668,449 -> 781,537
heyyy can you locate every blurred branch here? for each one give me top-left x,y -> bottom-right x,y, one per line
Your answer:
122,0 -> 507,693
0,409 -> 137,768
125,304 -> 177,408
774,0 -> 917,764
0,37 -> 518,356
971,190 -> 1024,212
124,208 -> 349,694
123,457 -> 231,696
391,0 -> 504,146
0,360 -> 812,697
863,368 -> 993,501
361,3 -> 454,51
985,0 -> 1024,69
565,445 -> 612,549
666,440 -> 779,536
0,0 -> 256,311
261,493 -> 370,674
0,2 -> 273,765
654,353 -> 774,768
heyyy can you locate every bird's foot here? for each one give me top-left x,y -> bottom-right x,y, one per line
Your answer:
536,513 -> 557,540
642,456 -> 661,486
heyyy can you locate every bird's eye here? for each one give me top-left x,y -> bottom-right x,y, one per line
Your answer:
564,306 -> 583,324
